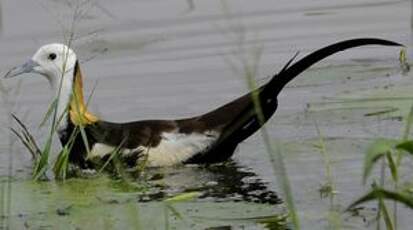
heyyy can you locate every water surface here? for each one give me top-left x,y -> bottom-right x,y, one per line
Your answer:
0,0 -> 412,229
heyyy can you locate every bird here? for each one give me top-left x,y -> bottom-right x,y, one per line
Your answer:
4,38 -> 401,169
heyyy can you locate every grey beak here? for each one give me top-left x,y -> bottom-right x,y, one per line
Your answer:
4,59 -> 39,78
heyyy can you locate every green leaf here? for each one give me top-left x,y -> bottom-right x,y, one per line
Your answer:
363,139 -> 398,184
33,151 -> 49,181
52,126 -> 81,180
164,192 -> 200,203
53,147 -> 70,180
395,141 -> 413,155
347,188 -> 413,211
386,152 -> 398,183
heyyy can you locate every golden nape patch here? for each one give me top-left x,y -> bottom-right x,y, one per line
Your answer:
69,63 -> 98,126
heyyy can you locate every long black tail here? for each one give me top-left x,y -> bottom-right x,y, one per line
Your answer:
267,38 -> 402,96
217,38 -> 402,152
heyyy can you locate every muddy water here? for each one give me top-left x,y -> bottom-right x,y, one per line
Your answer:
0,0 -> 412,229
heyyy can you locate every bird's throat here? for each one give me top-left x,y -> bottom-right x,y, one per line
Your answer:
69,62 -> 98,126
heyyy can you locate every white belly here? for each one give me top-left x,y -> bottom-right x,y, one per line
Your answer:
88,131 -> 219,167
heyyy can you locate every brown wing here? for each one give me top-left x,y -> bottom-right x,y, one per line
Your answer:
87,119 -> 177,149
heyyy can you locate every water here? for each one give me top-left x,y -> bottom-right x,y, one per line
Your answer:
0,0 -> 412,229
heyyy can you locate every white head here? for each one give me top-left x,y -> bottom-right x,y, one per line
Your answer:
4,43 -> 97,131
4,43 -> 77,88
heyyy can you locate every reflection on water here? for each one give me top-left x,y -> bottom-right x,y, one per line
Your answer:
195,162 -> 280,204
123,161 -> 281,205
0,162 -> 285,230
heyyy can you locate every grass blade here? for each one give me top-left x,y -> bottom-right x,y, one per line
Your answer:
39,98 -> 57,128
11,114 -> 41,154
164,192 -> 200,203
386,152 -> 398,183
9,128 -> 39,159
363,139 -> 398,184
53,147 -> 70,180
347,188 -> 413,211
98,139 -> 126,173
402,101 -> 413,141
379,197 -> 394,230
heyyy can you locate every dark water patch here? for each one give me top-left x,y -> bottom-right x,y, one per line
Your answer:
104,161 -> 282,205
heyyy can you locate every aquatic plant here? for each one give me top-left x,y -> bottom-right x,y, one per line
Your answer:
347,50 -> 413,230
313,120 -> 341,229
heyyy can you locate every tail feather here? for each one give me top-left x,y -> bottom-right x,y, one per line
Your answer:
219,38 -> 402,147
267,38 -> 402,96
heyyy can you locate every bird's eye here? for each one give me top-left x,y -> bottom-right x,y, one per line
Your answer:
48,53 -> 57,60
